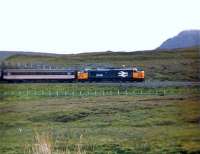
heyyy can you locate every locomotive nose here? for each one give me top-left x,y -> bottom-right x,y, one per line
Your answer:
139,71 -> 145,78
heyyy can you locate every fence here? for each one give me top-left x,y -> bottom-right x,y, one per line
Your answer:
0,62 -> 66,69
0,86 -> 200,97
1,88 -> 196,98
0,62 -> 114,70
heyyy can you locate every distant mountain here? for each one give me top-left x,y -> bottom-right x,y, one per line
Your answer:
159,30 -> 200,50
0,51 -> 17,61
0,51 -> 59,61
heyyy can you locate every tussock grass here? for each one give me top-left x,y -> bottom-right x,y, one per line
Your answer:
24,132 -> 86,154
0,87 -> 200,153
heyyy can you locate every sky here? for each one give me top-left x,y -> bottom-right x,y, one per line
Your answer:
0,0 -> 200,54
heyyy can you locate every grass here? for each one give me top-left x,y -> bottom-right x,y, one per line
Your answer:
0,83 -> 200,153
24,132 -> 86,154
0,83 -> 199,102
3,47 -> 200,81
1,47 -> 200,153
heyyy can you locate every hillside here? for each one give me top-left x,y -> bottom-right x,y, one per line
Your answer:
3,47 -> 200,81
159,30 -> 200,49
0,51 -> 59,61
0,51 -> 17,61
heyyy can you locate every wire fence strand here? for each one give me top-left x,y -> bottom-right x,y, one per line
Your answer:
0,88 -> 198,98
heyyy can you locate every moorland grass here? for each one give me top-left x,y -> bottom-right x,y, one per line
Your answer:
0,84 -> 200,153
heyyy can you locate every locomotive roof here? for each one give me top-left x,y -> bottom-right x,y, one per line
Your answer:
85,67 -> 143,71
3,67 -> 143,72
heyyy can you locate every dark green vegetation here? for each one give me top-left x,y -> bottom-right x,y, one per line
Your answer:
0,84 -> 200,153
4,47 -> 200,81
1,47 -> 200,153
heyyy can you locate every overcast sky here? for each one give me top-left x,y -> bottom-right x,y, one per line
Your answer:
0,0 -> 199,54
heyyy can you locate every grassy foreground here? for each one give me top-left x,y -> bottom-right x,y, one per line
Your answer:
0,84 -> 200,154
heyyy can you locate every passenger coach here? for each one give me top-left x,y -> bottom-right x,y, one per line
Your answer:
2,69 -> 76,82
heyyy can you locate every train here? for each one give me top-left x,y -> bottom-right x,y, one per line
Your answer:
0,67 -> 144,82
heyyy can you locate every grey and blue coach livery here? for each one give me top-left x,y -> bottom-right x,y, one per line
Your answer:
0,67 -> 144,82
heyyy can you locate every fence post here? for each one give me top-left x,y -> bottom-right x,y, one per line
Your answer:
118,89 -> 119,95
95,90 -> 96,96
56,91 -> 59,97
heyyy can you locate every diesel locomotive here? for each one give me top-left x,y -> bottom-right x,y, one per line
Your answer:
0,67 -> 144,82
